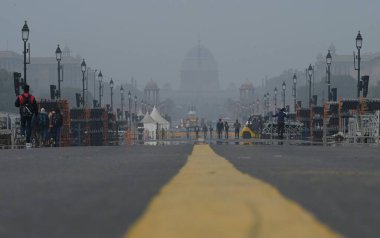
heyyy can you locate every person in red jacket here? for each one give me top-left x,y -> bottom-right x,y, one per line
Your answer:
15,85 -> 38,148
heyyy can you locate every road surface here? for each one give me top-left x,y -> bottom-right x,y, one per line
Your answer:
0,143 -> 379,238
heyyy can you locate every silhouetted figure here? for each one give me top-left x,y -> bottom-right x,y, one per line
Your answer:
202,124 -> 208,139
216,119 -> 223,139
15,85 -> 38,148
209,124 -> 213,139
195,126 -> 200,139
224,121 -> 229,139
36,108 -> 49,146
233,119 -> 241,139
273,108 -> 288,139
52,108 -> 63,147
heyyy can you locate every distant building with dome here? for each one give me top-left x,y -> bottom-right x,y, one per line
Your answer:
180,43 -> 219,92
160,42 -> 238,121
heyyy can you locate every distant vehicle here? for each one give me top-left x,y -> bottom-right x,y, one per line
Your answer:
240,115 -> 263,139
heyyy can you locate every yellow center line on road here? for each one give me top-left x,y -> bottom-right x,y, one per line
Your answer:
125,144 -> 342,238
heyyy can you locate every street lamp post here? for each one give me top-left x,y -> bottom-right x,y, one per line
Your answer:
110,78 -> 114,112
21,21 -> 30,85
134,95 -> 137,122
274,87 -> 277,113
326,50 -> 332,101
354,31 -> 363,98
93,69 -> 97,105
141,99 -> 144,114
293,73 -> 297,112
263,93 -> 267,116
120,86 -> 124,120
128,91 -> 131,129
308,64 -> 313,108
282,81 -> 286,108
55,45 -> 62,99
256,98 -> 260,115
81,59 -> 86,107
98,71 -> 103,107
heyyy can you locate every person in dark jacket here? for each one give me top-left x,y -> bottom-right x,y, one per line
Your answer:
224,121 -> 229,139
15,85 -> 38,148
209,124 -> 213,139
202,124 -> 208,139
52,108 -> 63,147
273,108 -> 288,139
194,126 -> 200,139
216,119 -> 223,139
37,108 -> 49,146
233,119 -> 241,139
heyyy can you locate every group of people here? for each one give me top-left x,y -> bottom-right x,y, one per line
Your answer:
15,85 -> 63,148
216,119 -> 241,139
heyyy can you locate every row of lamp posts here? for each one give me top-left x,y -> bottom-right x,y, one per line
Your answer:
267,31 -> 361,114
21,21 -> 363,115
120,88 -> 138,127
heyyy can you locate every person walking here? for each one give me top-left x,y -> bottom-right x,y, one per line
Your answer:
202,124 -> 208,139
224,121 -> 229,139
37,108 -> 49,146
233,119 -> 241,139
194,126 -> 200,139
209,124 -> 213,139
51,108 -> 63,147
273,108 -> 288,139
48,110 -> 54,145
15,85 -> 38,148
216,119 -> 223,139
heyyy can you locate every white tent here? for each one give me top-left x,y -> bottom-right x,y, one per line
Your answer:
150,106 -> 170,130
141,112 -> 157,140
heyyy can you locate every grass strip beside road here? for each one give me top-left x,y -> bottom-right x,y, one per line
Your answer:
125,144 -> 342,238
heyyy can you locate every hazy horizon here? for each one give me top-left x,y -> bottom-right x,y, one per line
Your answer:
1,0 -> 380,89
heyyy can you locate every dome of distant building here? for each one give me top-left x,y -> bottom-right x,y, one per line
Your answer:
240,80 -> 253,90
180,43 -> 219,91
181,45 -> 218,71
145,80 -> 158,90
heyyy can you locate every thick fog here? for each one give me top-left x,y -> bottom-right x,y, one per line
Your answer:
1,0 -> 380,88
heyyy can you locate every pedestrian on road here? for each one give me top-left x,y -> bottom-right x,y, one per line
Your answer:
224,121 -> 229,139
202,124 -> 208,139
37,108 -> 49,146
209,124 -> 213,139
195,126 -> 200,139
216,119 -> 223,139
15,85 -> 38,148
273,108 -> 288,139
186,127 -> 190,139
52,108 -> 63,147
233,119 -> 241,139
48,111 -> 55,145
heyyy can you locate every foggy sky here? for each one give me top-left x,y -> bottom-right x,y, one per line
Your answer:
1,0 -> 380,89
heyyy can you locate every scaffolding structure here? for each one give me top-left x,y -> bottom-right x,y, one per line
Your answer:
70,108 -> 116,146
323,98 -> 380,143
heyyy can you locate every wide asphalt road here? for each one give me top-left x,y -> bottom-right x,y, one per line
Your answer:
0,143 -> 379,238
0,145 -> 192,238
212,144 -> 380,238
